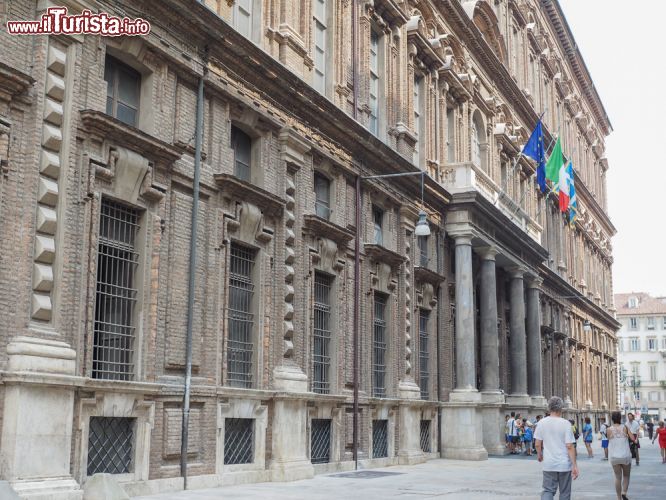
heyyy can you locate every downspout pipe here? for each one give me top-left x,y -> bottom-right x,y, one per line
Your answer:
352,0 -> 360,471
181,70 -> 205,489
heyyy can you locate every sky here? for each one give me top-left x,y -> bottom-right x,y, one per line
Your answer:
558,0 -> 666,297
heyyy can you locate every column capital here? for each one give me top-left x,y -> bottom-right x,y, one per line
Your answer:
507,265 -> 528,279
525,275 -> 543,289
449,231 -> 474,246
476,245 -> 498,261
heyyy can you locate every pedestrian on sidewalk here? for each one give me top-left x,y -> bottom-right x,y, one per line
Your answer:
646,420 -> 654,441
569,419 -> 579,457
582,417 -> 594,458
535,396 -> 579,500
599,417 -> 609,461
505,414 -> 511,450
625,412 -> 640,466
651,420 -> 666,463
507,412 -> 518,454
524,420 -> 534,456
533,415 -> 543,454
608,411 -> 633,500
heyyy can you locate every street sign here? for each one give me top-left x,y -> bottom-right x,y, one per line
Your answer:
623,403 -> 630,412
641,405 -> 648,414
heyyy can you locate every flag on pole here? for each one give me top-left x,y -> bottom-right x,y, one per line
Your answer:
558,160 -> 572,212
522,120 -> 547,192
568,164 -> 578,226
545,137 -> 564,184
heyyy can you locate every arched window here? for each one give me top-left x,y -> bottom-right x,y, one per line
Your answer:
471,111 -> 486,171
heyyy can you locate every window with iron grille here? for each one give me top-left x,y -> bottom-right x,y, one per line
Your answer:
92,199 -> 140,381
104,56 -> 140,127
373,292 -> 388,398
87,417 -> 134,476
372,419 -> 388,458
314,172 -> 331,220
310,418 -> 332,464
224,418 -> 254,465
420,420 -> 431,453
231,125 -> 252,182
417,235 -> 428,267
313,272 -> 333,394
227,243 -> 256,388
418,309 -> 429,400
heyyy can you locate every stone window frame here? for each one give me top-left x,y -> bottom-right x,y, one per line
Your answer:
647,337 -> 657,352
313,170 -> 332,220
104,55 -> 141,127
228,120 -> 265,188
368,405 -> 396,461
307,404 -> 343,468
216,399 -> 268,474
75,393 -> 154,485
470,108 -> 489,173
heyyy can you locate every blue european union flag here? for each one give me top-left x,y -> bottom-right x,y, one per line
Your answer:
522,120 -> 547,193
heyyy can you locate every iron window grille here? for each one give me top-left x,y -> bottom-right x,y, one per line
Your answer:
92,199 -> 140,381
310,418 -> 332,464
313,272 -> 333,394
418,309 -> 429,400
104,56 -> 140,127
420,420 -> 431,453
227,243 -> 256,388
224,418 -> 254,465
372,419 -> 388,458
314,172 -> 331,219
373,292 -> 388,398
87,417 -> 134,476
231,125 -> 252,182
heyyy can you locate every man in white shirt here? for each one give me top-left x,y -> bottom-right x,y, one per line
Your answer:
535,396 -> 579,500
626,412 -> 640,466
599,416 -> 609,460
507,411 -> 518,453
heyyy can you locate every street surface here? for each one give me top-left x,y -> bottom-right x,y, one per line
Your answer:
134,439 -> 663,499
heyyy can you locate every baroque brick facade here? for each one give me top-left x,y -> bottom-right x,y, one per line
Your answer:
0,0 -> 618,497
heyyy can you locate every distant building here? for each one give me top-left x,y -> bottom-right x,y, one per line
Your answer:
616,293 -> 666,421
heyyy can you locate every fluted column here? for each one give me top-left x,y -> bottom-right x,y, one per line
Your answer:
526,277 -> 545,405
478,247 -> 499,394
509,268 -> 528,397
453,233 -> 477,394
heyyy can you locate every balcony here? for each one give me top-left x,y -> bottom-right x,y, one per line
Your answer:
441,161 -> 542,243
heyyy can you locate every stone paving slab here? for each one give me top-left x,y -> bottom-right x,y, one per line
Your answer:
133,439 -> 664,499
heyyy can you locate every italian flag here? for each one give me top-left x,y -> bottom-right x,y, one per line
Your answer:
558,161 -> 571,212
545,137 -> 564,184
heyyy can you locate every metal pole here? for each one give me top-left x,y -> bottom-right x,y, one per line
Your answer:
353,174 -> 361,470
181,71 -> 205,489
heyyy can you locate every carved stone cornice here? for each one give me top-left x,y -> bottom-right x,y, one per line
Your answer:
0,61 -> 34,104
414,266 -> 446,286
364,243 -> 405,269
79,110 -> 183,163
303,214 -> 355,247
214,174 -> 285,217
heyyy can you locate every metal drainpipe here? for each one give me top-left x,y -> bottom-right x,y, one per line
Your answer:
435,229 -> 442,455
352,0 -> 360,471
181,70 -> 205,490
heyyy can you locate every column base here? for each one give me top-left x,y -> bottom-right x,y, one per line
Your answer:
449,389 -> 482,404
481,391 -> 505,404
10,478 -> 82,500
531,396 -> 548,409
397,380 -> 426,465
440,404 -> 488,461
505,394 -> 533,407
269,460 -> 314,482
480,406 -> 508,456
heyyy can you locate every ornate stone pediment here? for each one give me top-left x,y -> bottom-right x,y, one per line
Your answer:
214,173 -> 285,217
303,214 -> 354,248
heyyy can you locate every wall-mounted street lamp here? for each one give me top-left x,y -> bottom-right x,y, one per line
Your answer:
352,169 -> 430,469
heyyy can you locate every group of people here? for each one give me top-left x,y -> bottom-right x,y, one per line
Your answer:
532,397 -> 666,500
505,411 -> 540,455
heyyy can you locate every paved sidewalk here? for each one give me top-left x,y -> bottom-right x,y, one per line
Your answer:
133,439 -> 664,499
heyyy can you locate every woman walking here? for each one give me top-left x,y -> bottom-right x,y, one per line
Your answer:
582,417 -> 594,458
652,421 -> 666,463
608,411 -> 634,500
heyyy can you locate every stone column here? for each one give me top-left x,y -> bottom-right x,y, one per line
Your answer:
453,233 -> 477,395
526,277 -> 545,407
478,247 -> 500,395
507,268 -> 530,406
441,231 -> 487,461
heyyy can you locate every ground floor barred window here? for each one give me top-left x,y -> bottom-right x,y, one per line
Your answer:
224,418 -> 254,465
372,419 -> 388,458
310,418 -> 332,464
87,416 -> 135,475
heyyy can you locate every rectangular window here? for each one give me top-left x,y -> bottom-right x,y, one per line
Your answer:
413,75 -> 424,166
418,309 -> 429,400
313,0 -> 327,94
93,200 -> 140,381
417,235 -> 428,267
618,339 -> 624,352
227,243 -> 256,388
647,317 -> 656,330
649,363 -> 658,382
648,338 -> 657,351
310,419 -> 332,464
231,126 -> 252,182
369,30 -> 381,135
662,337 -> 666,350
630,338 -> 640,351
87,417 -> 134,476
420,420 -> 431,453
232,0 -> 253,38
224,418 -> 254,465
372,419 -> 388,458
313,272 -> 332,394
631,363 -> 640,378
629,317 -> 638,330
104,56 -> 140,127
446,107 -> 455,163
314,172 -> 331,220
373,292 -> 388,398
373,206 -> 384,246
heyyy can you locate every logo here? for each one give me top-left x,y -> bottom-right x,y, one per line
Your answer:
6,7 -> 151,36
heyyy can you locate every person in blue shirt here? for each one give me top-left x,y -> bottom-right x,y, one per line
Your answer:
582,417 -> 594,458
523,419 -> 534,456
